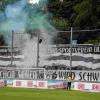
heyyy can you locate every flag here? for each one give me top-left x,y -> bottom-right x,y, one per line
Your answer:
39,39 -> 42,43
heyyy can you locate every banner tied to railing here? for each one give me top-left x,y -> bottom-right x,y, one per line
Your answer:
0,68 -> 100,82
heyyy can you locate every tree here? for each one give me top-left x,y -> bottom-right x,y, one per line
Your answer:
73,0 -> 99,29
48,0 -> 100,44
0,35 -> 5,45
52,17 -> 69,30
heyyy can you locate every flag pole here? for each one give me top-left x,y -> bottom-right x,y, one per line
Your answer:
69,27 -> 73,74
37,32 -> 39,68
11,30 -> 14,66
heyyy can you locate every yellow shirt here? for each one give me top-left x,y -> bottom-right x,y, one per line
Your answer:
66,76 -> 72,82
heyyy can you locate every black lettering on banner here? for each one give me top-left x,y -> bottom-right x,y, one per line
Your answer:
6,71 -> 12,78
83,72 -> 87,81
93,72 -> 99,81
79,72 -> 82,81
66,72 -> 75,80
58,71 -> 63,79
52,72 -> 57,80
71,72 -> 75,80
45,70 -> 52,80
87,72 -> 92,81
0,68 -> 100,82
15,71 -> 19,78
29,71 -> 36,79
0,71 -> 4,78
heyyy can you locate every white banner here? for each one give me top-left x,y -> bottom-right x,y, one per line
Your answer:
74,82 -> 100,92
13,80 -> 48,88
0,68 -> 100,82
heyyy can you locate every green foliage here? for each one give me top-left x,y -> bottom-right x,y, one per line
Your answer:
48,0 -> 100,44
52,17 -> 69,30
48,0 -> 100,29
73,0 -> 90,26
0,35 -> 5,45
85,36 -> 100,44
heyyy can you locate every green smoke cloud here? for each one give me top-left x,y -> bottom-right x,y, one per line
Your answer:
0,0 -> 56,45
